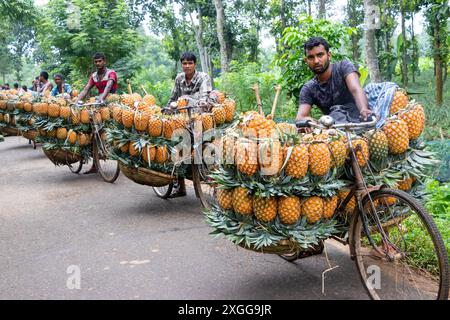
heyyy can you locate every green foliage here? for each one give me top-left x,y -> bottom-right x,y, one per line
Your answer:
274,15 -> 355,99
36,0 -> 141,89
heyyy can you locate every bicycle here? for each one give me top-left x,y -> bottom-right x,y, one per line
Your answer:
289,115 -> 449,300
72,101 -> 120,183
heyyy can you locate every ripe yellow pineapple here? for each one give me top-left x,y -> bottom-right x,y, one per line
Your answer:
276,122 -> 297,136
56,127 -> 67,140
48,103 -> 60,118
212,106 -> 226,125
396,177 -> 416,191
155,145 -> 169,163
329,139 -> 347,168
217,188 -> 234,210
223,99 -> 236,122
46,129 -> 56,138
323,195 -> 338,219
235,138 -> 258,176
67,131 -> 77,144
129,142 -> 139,157
120,142 -> 129,153
141,145 -> 156,163
253,196 -> 277,222
112,105 -> 123,124
222,135 -> 235,165
77,133 -> 88,146
143,94 -> 156,106
390,89 -> 409,115
201,113 -> 214,131
284,144 -> 308,179
398,104 -> 425,140
278,196 -> 301,224
308,141 -> 331,176
134,111 -> 150,132
301,196 -> 324,224
23,102 -> 32,112
148,116 -> 163,137
100,107 -> 111,121
162,117 -> 175,139
80,109 -> 90,124
59,106 -> 71,119
121,109 -> 135,128
232,187 -> 253,215
352,138 -> 369,167
383,119 -> 409,154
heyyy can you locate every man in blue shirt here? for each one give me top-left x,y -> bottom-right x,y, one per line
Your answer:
51,74 -> 72,97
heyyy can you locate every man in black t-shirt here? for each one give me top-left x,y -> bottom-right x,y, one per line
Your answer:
297,37 -> 373,124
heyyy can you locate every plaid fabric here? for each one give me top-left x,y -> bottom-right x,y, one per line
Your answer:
167,71 -> 212,107
364,82 -> 398,128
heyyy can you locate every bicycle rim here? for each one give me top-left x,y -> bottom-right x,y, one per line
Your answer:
352,188 -> 449,300
94,136 -> 120,183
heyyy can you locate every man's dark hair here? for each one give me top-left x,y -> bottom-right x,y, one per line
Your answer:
22,85 -> 27,91
304,37 -> 330,55
40,71 -> 49,80
180,52 -> 196,63
14,83 -> 19,88
54,73 -> 64,80
93,52 -> 106,60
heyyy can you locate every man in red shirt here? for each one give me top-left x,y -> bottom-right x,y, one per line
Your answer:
77,52 -> 118,174
77,52 -> 118,103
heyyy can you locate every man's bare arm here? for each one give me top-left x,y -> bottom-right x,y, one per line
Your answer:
345,72 -> 372,120
99,79 -> 114,102
77,82 -> 94,102
296,103 -> 316,122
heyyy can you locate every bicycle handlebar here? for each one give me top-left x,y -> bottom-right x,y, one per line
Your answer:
296,115 -> 377,130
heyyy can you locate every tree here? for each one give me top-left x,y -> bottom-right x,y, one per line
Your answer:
363,0 -> 382,82
346,0 -> 364,62
424,0 -> 448,106
399,0 -> 409,87
214,0 -> 229,73
36,0 -> 141,89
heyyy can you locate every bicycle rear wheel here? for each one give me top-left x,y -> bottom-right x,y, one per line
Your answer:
351,188 -> 449,300
94,135 -> 120,183
152,183 -> 173,199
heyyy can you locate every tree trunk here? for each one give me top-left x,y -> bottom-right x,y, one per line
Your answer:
434,18 -> 443,106
308,0 -> 312,16
364,0 -> 382,82
188,7 -> 210,75
411,12 -> 416,83
400,1 -> 408,87
214,0 -> 229,73
318,0 -> 326,19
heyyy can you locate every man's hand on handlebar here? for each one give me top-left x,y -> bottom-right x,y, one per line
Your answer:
360,109 -> 374,121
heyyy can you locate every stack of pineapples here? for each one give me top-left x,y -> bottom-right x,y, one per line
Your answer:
205,87 -> 433,252
0,90 -> 20,135
106,90 -> 236,178
13,92 -> 38,140
34,95 -> 100,163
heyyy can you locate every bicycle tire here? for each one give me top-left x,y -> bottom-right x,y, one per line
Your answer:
192,164 -> 215,209
152,184 -> 173,199
68,160 -> 83,174
93,138 -> 120,183
351,188 -> 449,300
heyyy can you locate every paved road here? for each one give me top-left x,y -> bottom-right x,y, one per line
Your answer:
0,136 -> 373,300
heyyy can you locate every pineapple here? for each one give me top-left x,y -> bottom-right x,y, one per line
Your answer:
162,117 -> 174,139
24,102 -> 32,112
212,106 -> 226,125
276,122 -> 297,136
329,139 -> 347,168
398,104 -> 425,140
143,94 -> 156,106
232,187 -> 253,215
253,196 -> 277,222
323,195 -> 338,219
368,130 -> 389,161
383,119 -> 409,155
201,113 -> 214,131
67,131 -> 77,144
352,138 -> 369,168
106,93 -> 120,103
258,140 -> 284,176
80,109 -> 90,124
155,145 -> 169,163
301,196 -> 324,224
338,189 -> 357,214
56,127 -> 67,140
278,196 -> 301,224
48,103 -> 60,118
284,144 -> 308,179
141,145 -> 156,163
112,105 -> 123,124
134,111 -> 150,132
390,89 -> 409,115
217,188 -> 234,210
222,135 -> 236,165
129,141 -> 139,157
396,177 -> 415,191
235,138 -> 258,176
120,142 -> 129,153
308,141 -> 331,176
77,133 -> 88,146
148,116 -> 163,137
60,106 -> 71,120
100,107 -> 111,121
121,109 -> 135,129
210,90 -> 225,104
46,129 -> 56,138
223,99 -> 236,122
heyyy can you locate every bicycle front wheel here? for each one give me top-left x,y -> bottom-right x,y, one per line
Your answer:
94,136 -> 120,183
351,188 -> 449,300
